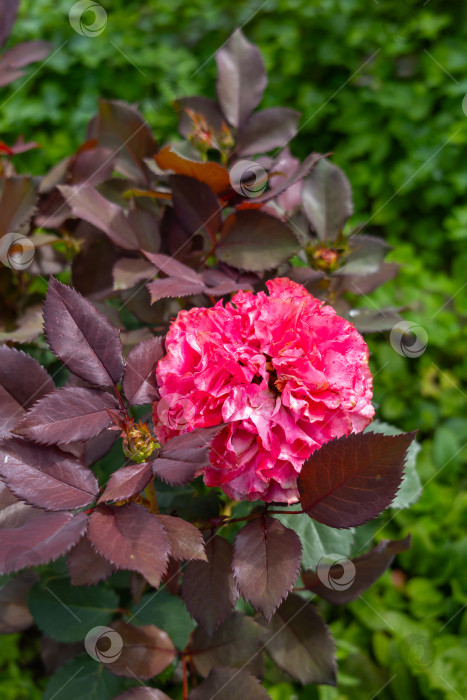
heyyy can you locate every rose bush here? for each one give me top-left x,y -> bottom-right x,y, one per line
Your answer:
154,277 -> 374,502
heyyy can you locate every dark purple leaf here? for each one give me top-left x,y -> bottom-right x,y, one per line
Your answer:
170,174 -> 222,239
0,41 -> 51,68
98,462 -> 153,504
335,235 -> 391,276
0,0 -> 19,48
88,503 -> 170,587
236,107 -> 300,156
127,206 -> 161,254
68,145 -> 115,186
302,159 -> 353,241
217,210 -> 299,271
302,535 -> 411,604
191,611 -> 265,678
152,426 -> 223,485
298,431 -> 417,528
108,620 -> 176,679
262,594 -> 337,686
0,483 -> 44,530
15,387 -> 118,445
0,511 -> 87,574
0,176 -> 36,236
40,638 -> 84,675
67,534 -> 115,586
182,534 -> 238,636
44,277 -> 124,386
147,276 -> 206,303
97,99 -> 157,185
0,346 -> 54,438
346,306 -> 403,333
143,252 -> 201,282
233,516 -> 301,619
255,151 -> 324,204
0,439 -> 99,511
216,29 -> 267,128
199,268 -> 250,295
155,514 -> 206,561
113,690 -> 172,700
177,96 -> 225,139
59,184 -> 139,250
335,262 -> 400,295
123,336 -> 164,405
189,667 -> 271,700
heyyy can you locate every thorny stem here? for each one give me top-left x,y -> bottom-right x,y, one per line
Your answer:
113,384 -> 131,420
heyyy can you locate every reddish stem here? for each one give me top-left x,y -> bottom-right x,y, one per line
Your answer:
182,654 -> 189,699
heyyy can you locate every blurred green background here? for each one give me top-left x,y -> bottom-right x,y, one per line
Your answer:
1,0 -> 466,698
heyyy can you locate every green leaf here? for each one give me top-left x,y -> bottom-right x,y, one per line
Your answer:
28,579 -> 119,642
276,513 -> 354,570
42,654 -> 121,700
365,420 -> 421,509
128,590 -> 195,650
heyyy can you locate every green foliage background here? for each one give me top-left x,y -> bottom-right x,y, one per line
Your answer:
1,0 -> 466,698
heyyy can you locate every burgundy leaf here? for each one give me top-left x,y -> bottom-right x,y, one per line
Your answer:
143,252 -> 202,282
0,511 -> 87,574
97,99 -> 157,184
127,206 -> 161,254
170,174 -> 222,239
302,535 -> 411,604
44,277 -> 124,386
217,210 -> 299,272
0,0 -> 19,48
0,345 -> 54,438
0,483 -> 44,530
188,667 -> 271,700
15,387 -> 118,445
147,277 -> 206,303
0,176 -> 36,237
216,29 -> 267,128
113,257 -> 157,291
123,336 -> 164,405
152,426 -> 223,485
236,107 -> 301,156
262,594 -> 337,686
335,234 -> 391,277
336,262 -> 400,295
98,462 -> 153,504
344,306 -> 403,333
255,151 -> 324,204
113,690 -> 172,700
108,620 -> 176,679
199,268 -> 250,296
69,146 -> 115,186
59,185 -> 139,250
191,611 -> 265,678
155,514 -> 206,562
182,534 -> 238,636
233,516 -> 301,619
67,534 -> 115,586
0,41 -> 51,68
298,431 -> 417,528
0,439 -> 99,511
302,159 -> 353,241
88,503 -> 170,587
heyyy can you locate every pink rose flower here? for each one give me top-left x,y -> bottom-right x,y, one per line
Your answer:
153,278 -> 374,503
